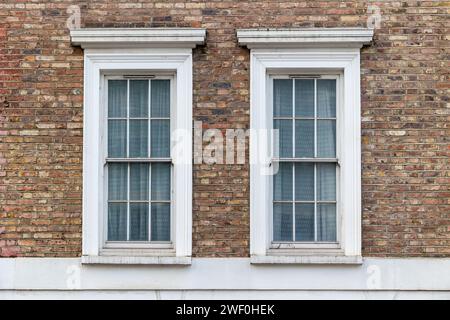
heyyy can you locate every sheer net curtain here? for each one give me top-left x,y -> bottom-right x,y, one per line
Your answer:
107,79 -> 171,242
272,78 -> 337,243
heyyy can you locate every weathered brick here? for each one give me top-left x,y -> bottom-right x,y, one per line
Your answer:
0,0 -> 448,258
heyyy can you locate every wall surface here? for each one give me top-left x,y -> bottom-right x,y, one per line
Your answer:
1,257 -> 450,299
0,1 -> 449,258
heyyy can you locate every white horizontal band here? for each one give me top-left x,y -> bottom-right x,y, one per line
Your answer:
70,28 -> 206,48
237,28 -> 374,48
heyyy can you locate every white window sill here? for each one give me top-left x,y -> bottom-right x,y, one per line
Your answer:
81,255 -> 191,265
250,255 -> 363,265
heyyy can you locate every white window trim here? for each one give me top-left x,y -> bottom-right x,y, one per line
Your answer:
72,28 -> 206,265
239,28 -> 373,264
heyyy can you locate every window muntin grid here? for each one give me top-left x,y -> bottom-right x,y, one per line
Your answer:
105,77 -> 172,243
272,77 -> 338,243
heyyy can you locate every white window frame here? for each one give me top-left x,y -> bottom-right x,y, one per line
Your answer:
239,28 -> 373,264
71,28 -> 206,265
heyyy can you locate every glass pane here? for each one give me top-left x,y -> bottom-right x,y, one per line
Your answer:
129,80 -> 148,118
273,203 -> 293,242
295,120 -> 314,157
108,163 -> 127,200
295,203 -> 314,241
273,162 -> 293,201
317,163 -> 336,201
130,163 -> 149,201
151,119 -> 170,157
273,79 -> 292,117
317,79 -> 336,118
129,119 -> 148,157
151,203 -> 170,241
151,80 -> 170,118
295,79 -> 314,117
129,203 -> 149,241
273,120 -> 292,158
317,204 -> 336,242
317,120 -> 336,158
151,163 -> 171,201
295,163 -> 314,201
108,203 -> 127,241
108,80 -> 127,118
108,120 -> 127,157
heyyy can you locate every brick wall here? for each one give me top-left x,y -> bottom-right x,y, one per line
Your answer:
0,1 -> 448,257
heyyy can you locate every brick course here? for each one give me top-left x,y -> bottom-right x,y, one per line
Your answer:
0,1 -> 448,257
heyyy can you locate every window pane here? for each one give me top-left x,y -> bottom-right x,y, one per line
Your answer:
108,163 -> 127,200
295,79 -> 314,117
317,79 -> 336,118
130,163 -> 149,201
274,119 -> 292,158
295,203 -> 314,241
273,162 -> 293,201
129,80 -> 148,118
295,120 -> 314,157
317,204 -> 336,242
295,163 -> 314,201
108,80 -> 127,118
273,79 -> 292,117
273,203 -> 293,242
317,163 -> 336,201
129,119 -> 148,157
129,203 -> 149,241
151,163 -> 171,201
317,120 -> 336,158
151,203 -> 170,241
151,80 -> 170,118
151,119 -> 170,157
108,120 -> 127,157
108,203 -> 127,241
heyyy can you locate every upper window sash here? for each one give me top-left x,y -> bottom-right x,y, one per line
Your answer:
103,75 -> 174,164
269,74 -> 340,163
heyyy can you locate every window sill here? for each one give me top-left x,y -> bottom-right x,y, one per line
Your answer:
250,255 -> 363,265
81,255 -> 191,265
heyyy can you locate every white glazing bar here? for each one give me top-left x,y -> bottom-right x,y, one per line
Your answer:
292,79 -> 296,241
314,78 -> 317,158
127,163 -> 130,241
314,163 -> 317,242
273,158 -> 337,163
314,79 -> 318,242
273,117 -> 336,120
148,80 -> 152,158
108,117 -> 170,120
148,80 -> 152,242
106,158 -> 171,163
126,80 -> 130,241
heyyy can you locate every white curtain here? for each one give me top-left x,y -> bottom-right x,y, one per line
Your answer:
151,80 -> 170,117
273,203 -> 293,241
295,79 -> 314,117
317,163 -> 336,241
273,79 -> 292,117
129,80 -> 148,117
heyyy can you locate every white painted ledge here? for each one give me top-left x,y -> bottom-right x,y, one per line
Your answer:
81,255 -> 191,265
251,255 -> 363,265
70,28 -> 206,48
237,28 -> 374,48
1,258 -> 450,292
